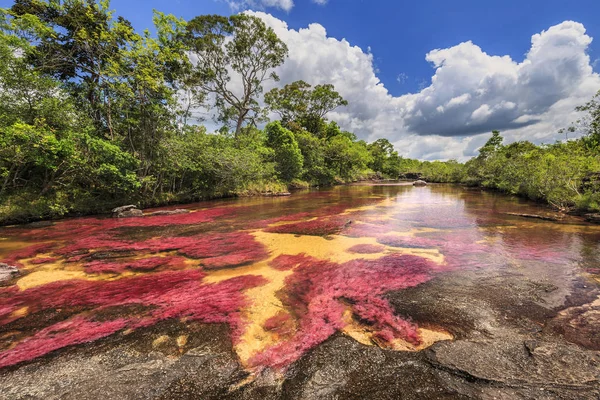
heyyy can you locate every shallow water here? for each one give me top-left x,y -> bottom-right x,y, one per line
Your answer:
1,183 -> 599,374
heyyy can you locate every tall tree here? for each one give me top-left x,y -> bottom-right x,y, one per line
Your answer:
185,14 -> 288,138
10,0 -> 137,135
264,80 -> 347,134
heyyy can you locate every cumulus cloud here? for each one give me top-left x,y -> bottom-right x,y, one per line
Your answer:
246,13 -> 600,159
403,22 -> 598,137
226,0 -> 294,12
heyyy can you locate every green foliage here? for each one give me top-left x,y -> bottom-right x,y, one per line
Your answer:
367,138 -> 403,178
265,80 -> 347,134
462,131 -> 600,211
324,135 -> 372,181
185,13 -> 288,137
293,130 -> 332,184
265,121 -> 303,182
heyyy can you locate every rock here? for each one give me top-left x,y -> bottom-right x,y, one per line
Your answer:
505,212 -> 560,222
261,192 -> 291,197
118,209 -> 143,218
427,339 -> 600,391
112,205 -> 143,218
0,263 -> 19,282
413,180 -> 427,187
548,298 -> 600,350
111,205 -> 137,214
585,213 -> 600,224
146,209 -> 190,216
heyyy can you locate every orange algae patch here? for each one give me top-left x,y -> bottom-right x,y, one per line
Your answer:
204,258 -> 295,366
9,307 -> 29,319
15,259 -> 142,290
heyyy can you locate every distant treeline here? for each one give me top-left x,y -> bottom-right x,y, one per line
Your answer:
0,1 -> 599,224
399,127 -> 600,212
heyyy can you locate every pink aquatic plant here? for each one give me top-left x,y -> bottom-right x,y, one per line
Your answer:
265,216 -> 352,236
249,253 -> 436,369
346,244 -> 385,254
84,255 -> 189,274
0,270 -> 267,368
0,186 -> 579,372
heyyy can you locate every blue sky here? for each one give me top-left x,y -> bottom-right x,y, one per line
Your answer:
85,0 -> 600,97
3,0 -> 600,160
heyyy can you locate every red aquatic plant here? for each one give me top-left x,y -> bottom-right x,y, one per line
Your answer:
269,254 -> 306,271
84,255 -> 188,274
249,253 -> 436,369
2,243 -> 56,266
0,270 -> 267,368
0,316 -> 128,368
27,257 -> 58,265
263,312 -> 295,338
265,216 -> 352,236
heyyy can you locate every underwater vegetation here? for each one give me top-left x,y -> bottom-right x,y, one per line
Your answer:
0,188 -> 584,371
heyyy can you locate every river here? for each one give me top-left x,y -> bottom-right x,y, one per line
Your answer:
1,183 -> 599,399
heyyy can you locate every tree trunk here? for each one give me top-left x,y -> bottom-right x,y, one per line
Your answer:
234,109 -> 250,139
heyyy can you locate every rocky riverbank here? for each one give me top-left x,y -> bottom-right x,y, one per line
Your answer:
2,264 -> 598,399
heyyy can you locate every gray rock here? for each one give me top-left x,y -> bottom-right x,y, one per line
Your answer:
413,180 -> 428,186
118,209 -> 143,218
146,209 -> 190,216
112,205 -> 138,214
0,263 -> 19,282
505,212 -> 560,221
112,205 -> 143,218
262,192 -> 291,197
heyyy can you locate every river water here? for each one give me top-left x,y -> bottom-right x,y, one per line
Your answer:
1,183 -> 599,398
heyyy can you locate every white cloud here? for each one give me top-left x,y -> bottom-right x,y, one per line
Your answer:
244,13 -> 600,160
226,0 -> 294,12
397,72 -> 408,84
312,0 -> 328,4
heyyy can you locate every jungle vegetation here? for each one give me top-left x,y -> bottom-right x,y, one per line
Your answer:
0,0 -> 599,224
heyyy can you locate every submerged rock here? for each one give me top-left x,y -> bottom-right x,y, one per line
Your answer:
0,263 -> 19,282
505,212 -> 560,221
146,209 -> 190,216
413,180 -> 427,187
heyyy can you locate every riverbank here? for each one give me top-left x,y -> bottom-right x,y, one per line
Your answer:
0,181 -> 291,226
0,176 -> 405,226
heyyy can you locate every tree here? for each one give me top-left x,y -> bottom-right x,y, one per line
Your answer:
478,130 -> 503,160
10,0 -> 137,136
293,130 -> 331,184
324,135 -> 371,180
265,121 -> 303,182
265,80 -> 347,134
368,138 -> 395,174
574,90 -> 600,150
185,14 -> 288,138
